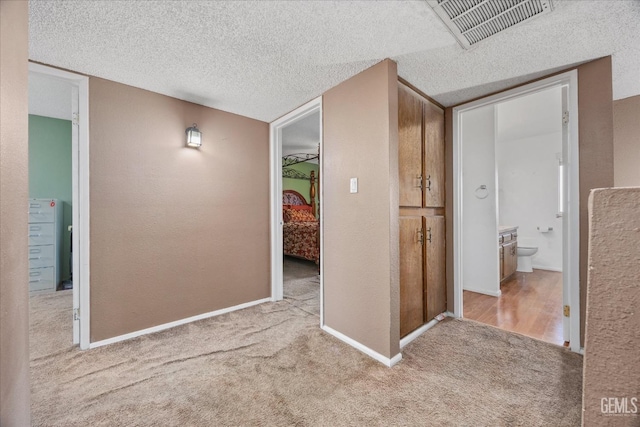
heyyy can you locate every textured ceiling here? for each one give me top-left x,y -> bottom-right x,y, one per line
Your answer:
29,1 -> 640,123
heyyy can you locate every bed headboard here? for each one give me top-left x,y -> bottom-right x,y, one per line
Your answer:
283,190 -> 308,206
283,170 -> 317,216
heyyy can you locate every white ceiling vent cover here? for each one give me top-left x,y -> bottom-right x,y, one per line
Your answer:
427,0 -> 554,49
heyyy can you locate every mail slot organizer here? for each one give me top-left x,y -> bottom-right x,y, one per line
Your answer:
28,198 -> 62,292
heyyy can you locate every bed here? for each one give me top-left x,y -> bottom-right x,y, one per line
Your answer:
283,186 -> 319,264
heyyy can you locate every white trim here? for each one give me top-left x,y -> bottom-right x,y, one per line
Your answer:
321,325 -> 403,367
463,287 -> 502,298
399,316 -> 443,349
28,63 -> 91,350
452,70 -> 581,353
89,297 -> 271,349
269,97 -> 324,326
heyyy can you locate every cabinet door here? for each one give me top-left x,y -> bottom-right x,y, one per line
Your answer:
500,246 -> 505,281
400,216 -> 424,337
503,241 -> 517,279
398,84 -> 423,208
424,101 -> 445,208
425,215 -> 446,322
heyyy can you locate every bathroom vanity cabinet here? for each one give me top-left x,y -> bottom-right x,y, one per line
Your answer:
398,81 -> 446,337
499,227 -> 518,282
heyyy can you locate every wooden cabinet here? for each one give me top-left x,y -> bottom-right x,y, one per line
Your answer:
423,99 -> 445,208
425,216 -> 446,321
502,241 -> 517,280
399,85 -> 423,208
398,81 -> 447,337
400,217 -> 424,336
499,228 -> 518,282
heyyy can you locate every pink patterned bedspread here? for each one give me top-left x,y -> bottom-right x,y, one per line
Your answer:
283,221 -> 319,263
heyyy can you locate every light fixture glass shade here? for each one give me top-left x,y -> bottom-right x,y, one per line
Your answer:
186,124 -> 202,148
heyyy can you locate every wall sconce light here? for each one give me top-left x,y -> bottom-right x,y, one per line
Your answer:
185,123 -> 202,148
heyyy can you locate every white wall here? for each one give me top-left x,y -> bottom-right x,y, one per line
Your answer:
496,87 -> 563,271
461,104 -> 500,296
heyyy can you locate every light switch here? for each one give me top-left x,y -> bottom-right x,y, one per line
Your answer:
350,177 -> 358,193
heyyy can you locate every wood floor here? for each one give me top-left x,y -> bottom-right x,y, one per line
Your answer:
463,269 -> 565,346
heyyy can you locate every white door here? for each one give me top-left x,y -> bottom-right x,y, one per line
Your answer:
461,105 -> 501,297
561,86 -> 570,343
71,85 -> 80,345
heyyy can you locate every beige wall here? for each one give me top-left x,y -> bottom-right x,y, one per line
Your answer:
582,188 -> 640,426
613,95 -> 640,187
576,57 -> 615,345
323,59 -> 400,359
445,57 -> 615,347
0,1 -> 31,425
89,78 -> 270,341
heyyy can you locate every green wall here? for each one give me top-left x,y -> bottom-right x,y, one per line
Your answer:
29,115 -> 72,281
283,161 -> 320,213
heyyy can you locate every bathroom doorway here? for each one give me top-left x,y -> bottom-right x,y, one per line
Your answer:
452,71 -> 581,352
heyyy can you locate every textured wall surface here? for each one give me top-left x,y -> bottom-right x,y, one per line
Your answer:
323,59 -> 400,359
0,1 -> 31,424
613,95 -> 640,187
582,188 -> 640,426
577,57 -> 615,345
89,78 -> 270,341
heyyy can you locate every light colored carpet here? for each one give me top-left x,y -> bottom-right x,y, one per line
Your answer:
30,267 -> 583,426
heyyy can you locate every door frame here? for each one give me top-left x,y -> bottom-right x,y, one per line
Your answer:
452,70 -> 581,353
269,96 -> 324,326
28,63 -> 91,350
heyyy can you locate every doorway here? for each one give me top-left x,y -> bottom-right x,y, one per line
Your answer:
452,71 -> 581,353
28,63 -> 90,350
270,97 -> 323,325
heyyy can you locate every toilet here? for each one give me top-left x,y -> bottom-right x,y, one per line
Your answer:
517,237 -> 538,273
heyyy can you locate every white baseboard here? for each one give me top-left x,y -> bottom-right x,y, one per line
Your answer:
400,316 -> 443,349
463,287 -> 501,297
321,325 -> 402,367
532,265 -> 563,272
89,297 -> 272,349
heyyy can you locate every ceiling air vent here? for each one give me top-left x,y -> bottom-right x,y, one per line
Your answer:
427,0 -> 554,49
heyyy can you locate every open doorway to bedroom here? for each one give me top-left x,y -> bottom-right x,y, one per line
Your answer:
28,63 -> 91,350
270,97 -> 323,323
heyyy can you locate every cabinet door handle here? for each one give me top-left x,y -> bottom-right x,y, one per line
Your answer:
416,175 -> 423,189
28,234 -> 42,238
29,257 -> 42,261
417,229 -> 424,245
426,175 -> 432,191
427,227 -> 432,243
